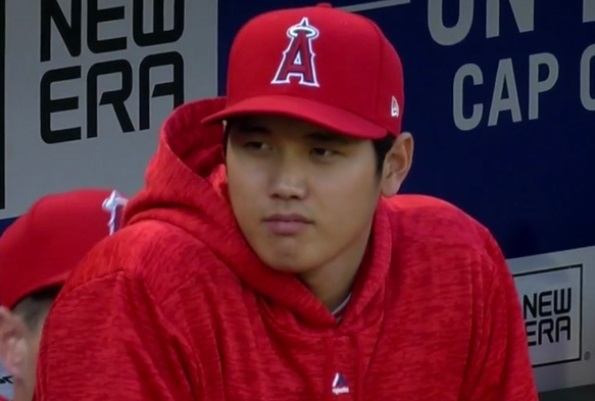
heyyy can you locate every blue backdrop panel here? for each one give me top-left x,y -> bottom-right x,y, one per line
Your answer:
217,0 -> 595,259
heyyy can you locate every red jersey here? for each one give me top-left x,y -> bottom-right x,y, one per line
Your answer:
36,98 -> 537,401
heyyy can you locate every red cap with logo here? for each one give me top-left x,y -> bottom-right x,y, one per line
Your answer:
202,3 -> 404,138
0,189 -> 128,310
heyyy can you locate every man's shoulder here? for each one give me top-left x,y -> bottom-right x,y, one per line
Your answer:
383,195 -> 507,299
384,194 -> 490,250
65,220 -> 217,297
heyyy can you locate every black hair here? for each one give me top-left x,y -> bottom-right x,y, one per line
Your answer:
12,286 -> 61,330
372,134 -> 395,175
223,124 -> 395,175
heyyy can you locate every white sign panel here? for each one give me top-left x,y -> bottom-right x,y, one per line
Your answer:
0,0 -> 218,219
509,245 -> 595,392
514,265 -> 582,367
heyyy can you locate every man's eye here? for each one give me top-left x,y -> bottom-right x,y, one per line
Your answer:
311,148 -> 335,157
244,141 -> 266,149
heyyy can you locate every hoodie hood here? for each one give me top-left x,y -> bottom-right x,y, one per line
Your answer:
124,97 -> 393,330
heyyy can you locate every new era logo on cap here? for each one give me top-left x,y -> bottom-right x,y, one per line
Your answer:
391,96 -> 399,118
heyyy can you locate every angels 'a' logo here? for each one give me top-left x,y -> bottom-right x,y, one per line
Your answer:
271,17 -> 320,87
102,190 -> 128,235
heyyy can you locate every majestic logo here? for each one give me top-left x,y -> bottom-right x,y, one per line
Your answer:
271,17 -> 320,87
102,190 -> 128,235
331,372 -> 350,395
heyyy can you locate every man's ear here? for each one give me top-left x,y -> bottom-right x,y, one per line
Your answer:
380,132 -> 414,196
0,306 -> 28,378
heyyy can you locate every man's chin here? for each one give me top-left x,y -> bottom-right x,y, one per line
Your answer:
265,260 -> 310,274
260,253 -> 313,275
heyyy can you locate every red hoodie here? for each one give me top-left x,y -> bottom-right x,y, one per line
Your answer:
36,97 -> 538,401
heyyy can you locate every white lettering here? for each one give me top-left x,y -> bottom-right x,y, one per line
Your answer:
486,0 -> 535,38
488,58 -> 522,126
580,44 -> 595,111
332,388 -> 350,395
584,0 -> 595,23
429,0 -> 535,45
453,64 -> 484,131
428,0 -> 473,46
340,0 -> 411,13
528,53 -> 559,120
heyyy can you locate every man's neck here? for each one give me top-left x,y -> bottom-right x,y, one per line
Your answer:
12,382 -> 30,401
299,222 -> 372,312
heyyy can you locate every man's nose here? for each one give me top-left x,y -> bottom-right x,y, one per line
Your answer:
268,157 -> 308,200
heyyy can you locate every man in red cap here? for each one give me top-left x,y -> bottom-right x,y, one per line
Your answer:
36,4 -> 538,401
0,189 -> 128,401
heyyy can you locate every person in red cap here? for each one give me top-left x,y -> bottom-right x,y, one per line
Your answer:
36,4 -> 538,401
0,188 -> 128,401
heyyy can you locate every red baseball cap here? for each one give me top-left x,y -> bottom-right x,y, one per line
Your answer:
0,189 -> 128,310
202,3 -> 404,139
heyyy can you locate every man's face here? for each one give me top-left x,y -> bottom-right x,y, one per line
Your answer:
0,306 -> 49,401
226,114 -> 385,275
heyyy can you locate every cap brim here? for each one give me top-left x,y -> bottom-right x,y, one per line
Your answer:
201,95 -> 387,139
6,271 -> 70,310
38,271 -> 71,292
